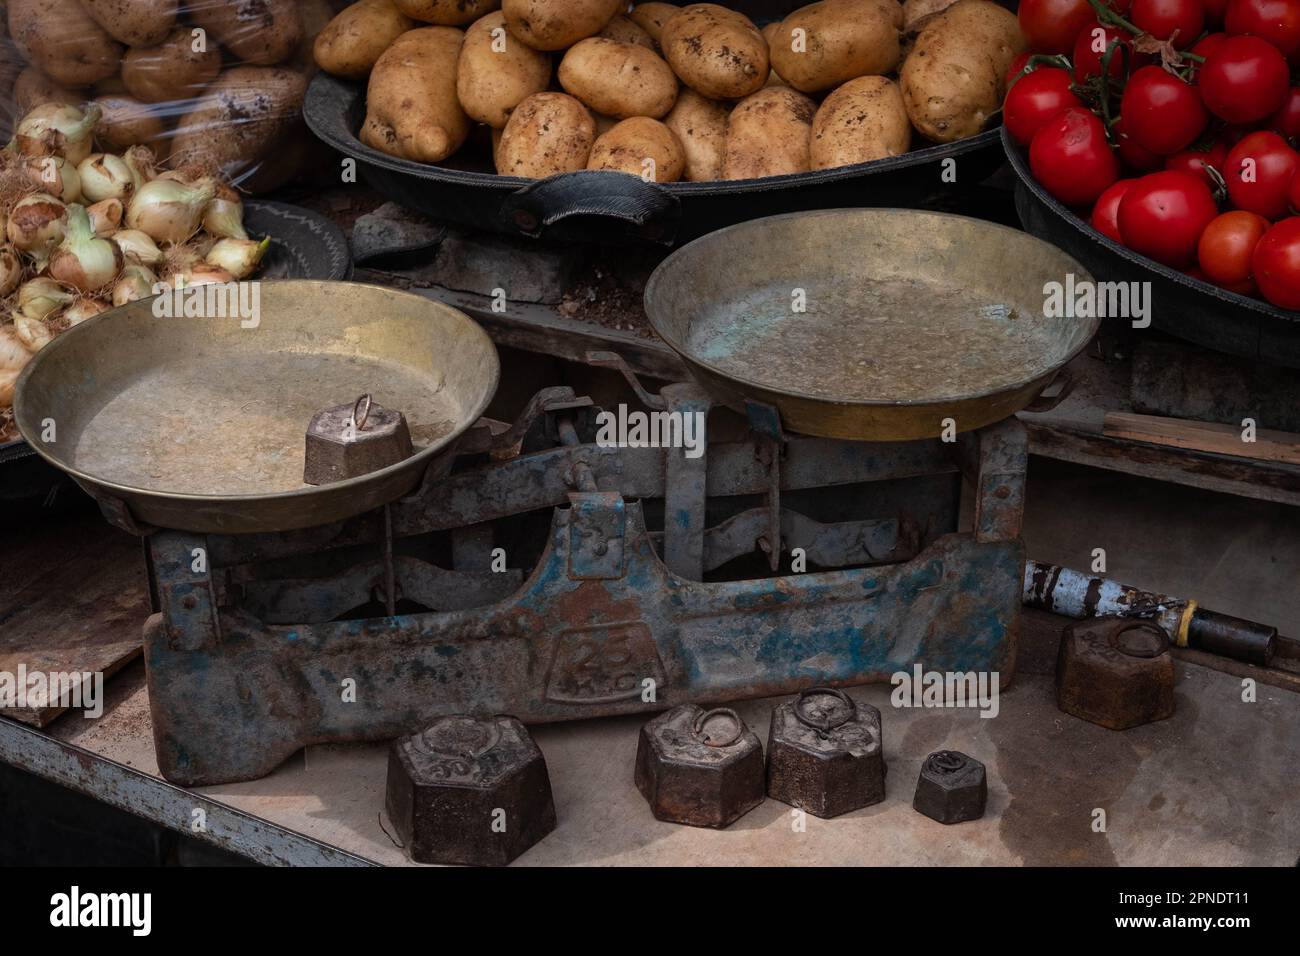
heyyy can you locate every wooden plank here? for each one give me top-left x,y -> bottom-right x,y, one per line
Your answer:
0,511 -> 149,726
1102,412 -> 1300,466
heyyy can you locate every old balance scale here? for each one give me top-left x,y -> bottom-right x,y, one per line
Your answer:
15,210 -> 1095,786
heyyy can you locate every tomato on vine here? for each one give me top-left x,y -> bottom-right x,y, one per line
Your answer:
1252,218 -> 1300,308
1005,68 -> 1085,145
1019,0 -> 1100,53
1091,179 -> 1137,241
1199,35 -> 1290,124
1117,170 -> 1220,267
1225,131 -> 1300,220
1130,0 -> 1205,49
1030,107 -> 1121,206
1225,0 -> 1300,62
1197,210 -> 1271,287
1119,66 -> 1209,155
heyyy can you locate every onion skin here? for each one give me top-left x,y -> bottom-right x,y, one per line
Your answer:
22,156 -> 82,204
202,181 -> 248,240
6,194 -> 69,265
64,299 -> 111,325
87,199 -> 125,236
78,153 -> 135,203
111,229 -> 165,267
13,316 -> 54,352
112,264 -> 158,306
49,204 -> 125,293
126,178 -> 216,245
205,237 -> 269,280
17,278 -> 76,321
0,245 -> 22,297
121,145 -> 159,190
176,264 -> 233,287
15,104 -> 103,166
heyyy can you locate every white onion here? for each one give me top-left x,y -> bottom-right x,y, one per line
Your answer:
0,325 -> 31,369
112,264 -> 157,306
204,237 -> 268,280
202,182 -> 248,240
49,205 -> 125,293
111,229 -> 165,267
15,103 -> 102,166
22,155 -> 82,204
64,299 -> 110,325
87,198 -> 125,237
6,193 -> 68,265
121,145 -> 158,191
17,278 -> 75,321
0,244 -> 22,297
175,263 -> 233,287
13,316 -> 53,352
78,153 -> 135,203
126,178 -> 216,245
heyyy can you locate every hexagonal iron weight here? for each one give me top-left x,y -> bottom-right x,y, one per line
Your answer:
634,704 -> 765,828
912,750 -> 987,824
1056,618 -> 1175,730
304,393 -> 413,485
385,715 -> 557,866
766,687 -> 886,818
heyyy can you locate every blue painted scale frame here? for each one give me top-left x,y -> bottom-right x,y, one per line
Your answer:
142,391 -> 1027,787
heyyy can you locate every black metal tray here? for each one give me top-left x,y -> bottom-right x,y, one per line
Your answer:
305,71 -> 1009,246
1003,127 -> 1300,368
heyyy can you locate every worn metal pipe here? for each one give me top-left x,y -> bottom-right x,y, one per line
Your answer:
1023,561 -> 1276,667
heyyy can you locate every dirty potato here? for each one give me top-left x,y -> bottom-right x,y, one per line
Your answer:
314,0 -> 415,79
190,0 -> 302,66
170,67 -> 307,178
810,75 -> 910,169
601,15 -> 654,48
457,11 -> 551,128
502,0 -> 624,51
8,0 -> 122,86
661,4 -> 768,100
900,0 -> 1023,143
14,68 -> 82,113
769,0 -> 901,94
395,0 -> 501,26
903,0 -> 957,30
80,0 -> 178,47
663,88 -> 728,181
93,94 -> 168,153
361,27 -> 469,163
627,2 -> 678,44
587,116 -> 685,181
722,86 -> 815,179
558,38 -> 678,120
497,92 -> 595,177
121,26 -> 222,103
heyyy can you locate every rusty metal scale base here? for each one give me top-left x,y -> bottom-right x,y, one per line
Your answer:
141,382 -> 1028,786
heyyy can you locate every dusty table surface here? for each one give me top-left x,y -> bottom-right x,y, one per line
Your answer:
26,629 -> 1299,867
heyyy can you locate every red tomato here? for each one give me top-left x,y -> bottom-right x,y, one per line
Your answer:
1005,51 -> 1034,87
1165,138 -> 1231,185
1030,107 -> 1120,206
1197,210 -> 1272,285
1199,35 -> 1290,124
1192,32 -> 1229,60
1225,131 -> 1300,219
1091,179 -> 1136,241
1268,88 -> 1300,140
1252,217 -> 1300,308
1114,115 -> 1165,171
1290,167 -> 1300,212
1117,170 -> 1220,266
1019,0 -> 1097,53
1119,66 -> 1209,155
1225,0 -> 1300,60
1131,0 -> 1205,48
1203,0 -> 1230,25
1005,69 -> 1084,145
1072,22 -> 1137,81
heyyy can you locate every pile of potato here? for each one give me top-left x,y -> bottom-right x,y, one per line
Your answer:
1,0 -> 338,193
315,0 -> 1025,183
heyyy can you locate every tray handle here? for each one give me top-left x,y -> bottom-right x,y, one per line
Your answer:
500,171 -> 680,245
1022,368 -> 1076,414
